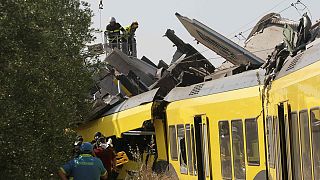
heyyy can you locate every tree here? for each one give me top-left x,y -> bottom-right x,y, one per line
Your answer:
0,0 -> 95,178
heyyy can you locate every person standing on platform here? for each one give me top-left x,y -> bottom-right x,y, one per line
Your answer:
105,17 -> 125,49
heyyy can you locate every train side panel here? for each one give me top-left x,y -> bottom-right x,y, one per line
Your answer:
166,86 -> 266,179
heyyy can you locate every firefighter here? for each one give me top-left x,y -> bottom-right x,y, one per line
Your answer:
105,17 -> 125,49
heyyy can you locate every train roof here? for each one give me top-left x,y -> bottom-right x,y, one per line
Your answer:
164,69 -> 265,102
276,39 -> 320,79
101,88 -> 159,117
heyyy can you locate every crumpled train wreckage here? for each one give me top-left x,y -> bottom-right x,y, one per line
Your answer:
85,12 -> 320,122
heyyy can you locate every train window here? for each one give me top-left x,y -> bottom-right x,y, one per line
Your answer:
231,120 -> 246,179
185,124 -> 194,175
289,112 -> 302,180
299,110 -> 312,180
169,125 -> 178,160
177,124 -> 188,174
203,123 -> 210,177
219,121 -> 232,179
266,116 -> 275,168
245,118 -> 260,165
191,124 -> 197,175
311,108 -> 320,180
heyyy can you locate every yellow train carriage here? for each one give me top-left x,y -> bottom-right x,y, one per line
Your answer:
76,88 -> 159,140
76,102 -> 153,140
75,40 -> 320,179
264,41 -> 320,180
75,89 -> 160,179
164,70 -> 267,179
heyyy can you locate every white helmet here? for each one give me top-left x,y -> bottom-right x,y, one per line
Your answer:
106,138 -> 113,147
109,17 -> 116,23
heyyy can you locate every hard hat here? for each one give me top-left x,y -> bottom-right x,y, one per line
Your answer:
76,135 -> 83,142
109,17 -> 116,23
106,138 -> 113,147
94,132 -> 102,140
97,137 -> 106,145
74,140 -> 82,146
80,142 -> 93,153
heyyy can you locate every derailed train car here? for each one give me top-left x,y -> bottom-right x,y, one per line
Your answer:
77,38 -> 320,179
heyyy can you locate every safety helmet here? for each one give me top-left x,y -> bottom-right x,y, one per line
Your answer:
94,132 -> 102,140
97,137 -> 106,145
76,135 -> 83,142
106,138 -> 113,148
80,142 -> 93,153
109,17 -> 116,23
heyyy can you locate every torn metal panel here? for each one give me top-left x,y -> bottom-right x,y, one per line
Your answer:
116,74 -> 146,96
88,94 -> 125,121
276,39 -> 320,79
148,72 -> 178,97
204,66 -> 239,81
205,64 -> 260,81
246,13 -> 298,40
102,88 -> 160,116
149,29 -> 216,95
164,29 -> 215,72
165,29 -> 212,67
95,75 -> 119,96
244,13 -> 299,61
141,56 -> 157,68
177,71 -> 204,87
105,48 -> 157,86
157,60 -> 169,69
175,13 -> 264,65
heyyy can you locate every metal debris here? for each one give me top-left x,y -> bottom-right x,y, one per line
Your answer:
87,12 -> 320,121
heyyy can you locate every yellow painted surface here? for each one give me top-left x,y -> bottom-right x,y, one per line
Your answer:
265,60 -> 320,180
154,119 -> 168,161
166,86 -> 266,179
76,102 -> 152,140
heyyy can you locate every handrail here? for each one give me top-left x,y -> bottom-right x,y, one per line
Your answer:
104,33 -> 137,57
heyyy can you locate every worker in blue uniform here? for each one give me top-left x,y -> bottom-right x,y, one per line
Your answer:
58,142 -> 108,180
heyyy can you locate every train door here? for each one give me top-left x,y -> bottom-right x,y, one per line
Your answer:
277,102 -> 290,180
194,115 -> 212,180
266,102 -> 291,180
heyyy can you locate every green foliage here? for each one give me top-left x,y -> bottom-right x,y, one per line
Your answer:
0,0 -> 95,178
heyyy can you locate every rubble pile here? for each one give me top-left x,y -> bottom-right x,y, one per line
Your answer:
87,12 -> 320,121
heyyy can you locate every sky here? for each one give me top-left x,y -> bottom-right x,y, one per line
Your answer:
89,0 -> 320,67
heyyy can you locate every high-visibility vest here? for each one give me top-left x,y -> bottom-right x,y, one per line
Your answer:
124,26 -> 136,39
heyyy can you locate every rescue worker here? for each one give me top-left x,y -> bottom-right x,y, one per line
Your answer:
92,131 -> 103,149
123,21 -> 139,57
105,17 -> 125,49
105,138 -> 117,180
72,135 -> 83,158
93,137 -> 109,167
58,142 -> 108,180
